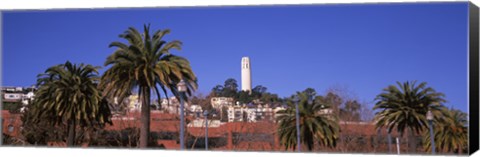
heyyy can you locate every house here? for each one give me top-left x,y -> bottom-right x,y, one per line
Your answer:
158,97 -> 191,115
210,97 -> 234,110
1,86 -> 36,113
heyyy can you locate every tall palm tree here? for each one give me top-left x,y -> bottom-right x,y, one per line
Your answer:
373,81 -> 446,153
423,108 -> 468,154
30,61 -> 111,147
276,91 -> 339,151
100,24 -> 198,148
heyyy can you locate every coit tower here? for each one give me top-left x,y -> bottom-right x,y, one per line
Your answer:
241,57 -> 252,93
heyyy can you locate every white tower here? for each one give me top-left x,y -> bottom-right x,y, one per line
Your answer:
241,57 -> 252,93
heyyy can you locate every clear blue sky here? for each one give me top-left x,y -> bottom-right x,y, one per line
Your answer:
2,2 -> 469,113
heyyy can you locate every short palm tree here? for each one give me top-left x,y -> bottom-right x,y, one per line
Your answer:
423,108 -> 468,154
276,91 -> 339,151
31,61 -> 111,147
100,24 -> 197,148
373,81 -> 446,153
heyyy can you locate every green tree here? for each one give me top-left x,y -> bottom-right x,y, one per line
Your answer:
260,92 -> 281,104
252,85 -> 267,99
423,108 -> 468,154
210,78 -> 238,97
276,91 -> 339,151
317,92 -> 343,115
223,78 -> 238,97
303,88 -> 317,98
21,103 -> 66,145
237,90 -> 253,104
373,81 -> 446,153
339,100 -> 362,121
100,24 -> 197,148
211,85 -> 224,97
224,78 -> 238,91
29,61 -> 111,147
2,102 -> 23,113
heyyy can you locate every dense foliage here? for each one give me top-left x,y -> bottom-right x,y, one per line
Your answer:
373,81 -> 447,153
276,89 -> 339,151
23,61 -> 112,147
423,108 -> 468,154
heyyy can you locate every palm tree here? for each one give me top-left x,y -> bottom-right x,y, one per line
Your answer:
373,81 -> 446,153
423,108 -> 468,154
276,91 -> 339,151
30,61 -> 111,147
100,24 -> 198,148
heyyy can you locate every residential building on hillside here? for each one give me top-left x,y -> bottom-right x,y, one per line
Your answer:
3,93 -> 23,102
159,96 -> 190,115
227,102 -> 285,123
189,104 -> 203,118
210,97 -> 234,109
110,94 -> 143,112
227,103 -> 247,122
254,104 -> 274,121
187,119 -> 222,128
127,94 -> 141,111
273,106 -> 287,121
118,95 -> 193,113
1,86 -> 36,112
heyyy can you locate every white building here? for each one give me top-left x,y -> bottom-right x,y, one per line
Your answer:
246,108 -> 257,122
3,93 -> 23,101
121,95 -> 193,114
128,94 -> 141,111
318,108 -> 334,115
254,104 -> 274,121
211,97 -> 234,121
210,97 -> 234,109
189,104 -> 203,117
187,119 -> 222,128
227,103 -> 247,122
227,102 -> 283,123
1,86 -> 37,113
273,106 -> 287,120
241,57 -> 252,93
159,96 -> 190,115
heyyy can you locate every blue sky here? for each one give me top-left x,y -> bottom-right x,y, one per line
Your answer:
2,2 -> 469,113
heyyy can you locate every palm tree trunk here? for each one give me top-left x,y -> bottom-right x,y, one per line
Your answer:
67,119 -> 76,147
458,146 -> 462,155
404,129 -> 408,153
139,87 -> 151,148
387,131 -> 392,153
408,128 -> 416,153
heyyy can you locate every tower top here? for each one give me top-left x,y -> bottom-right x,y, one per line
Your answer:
241,56 -> 250,69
